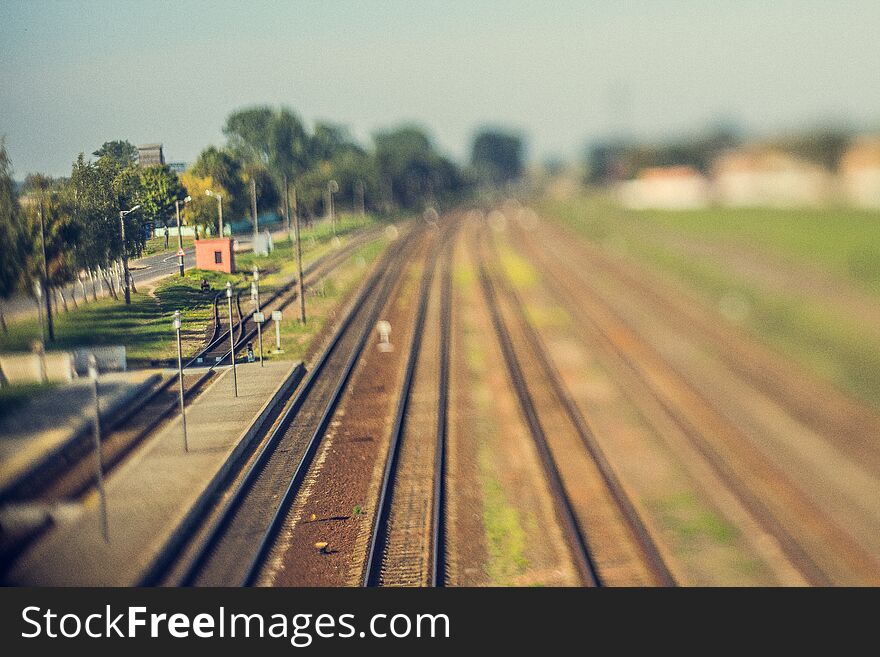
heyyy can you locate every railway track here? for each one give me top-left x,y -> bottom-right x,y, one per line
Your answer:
362,221 -> 455,587
471,227 -> 600,586
165,225 -> 421,586
481,230 -> 676,586
511,220 -> 880,585
1,228 -> 382,507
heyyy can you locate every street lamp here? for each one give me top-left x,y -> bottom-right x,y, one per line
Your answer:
88,354 -> 109,542
226,282 -> 238,397
174,196 -> 192,277
119,205 -> 141,305
328,180 -> 339,235
206,189 -> 224,237
38,197 -> 54,341
173,311 -> 189,452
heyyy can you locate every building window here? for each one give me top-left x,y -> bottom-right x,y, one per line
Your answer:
214,251 -> 223,264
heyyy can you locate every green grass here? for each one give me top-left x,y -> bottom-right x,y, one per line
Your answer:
653,491 -> 737,547
643,206 -> 880,292
480,445 -> 529,584
542,195 -> 880,295
249,238 -> 388,364
0,270 -> 239,364
0,382 -> 58,418
538,193 -> 880,411
143,234 -> 195,256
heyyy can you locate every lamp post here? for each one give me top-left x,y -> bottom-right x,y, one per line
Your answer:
292,186 -> 306,325
173,311 -> 189,452
38,197 -> 54,341
206,189 -> 224,237
251,178 -> 259,240
118,205 -> 141,305
328,180 -> 339,236
33,281 -> 48,384
174,196 -> 191,277
88,354 -> 109,542
226,282 -> 238,397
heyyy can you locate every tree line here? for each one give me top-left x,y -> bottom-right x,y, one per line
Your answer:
0,107 -> 525,337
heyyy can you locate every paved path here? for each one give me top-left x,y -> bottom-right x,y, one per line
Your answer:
0,370 -> 161,498
5,360 -> 300,585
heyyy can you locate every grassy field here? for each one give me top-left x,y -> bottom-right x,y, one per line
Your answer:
0,214 -> 384,366
537,193 -> 880,411
143,234 -> 195,256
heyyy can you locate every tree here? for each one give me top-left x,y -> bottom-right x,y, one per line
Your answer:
191,146 -> 248,217
179,172 -> 221,237
21,174 -> 80,324
93,140 -> 138,168
223,106 -> 275,165
0,138 -> 27,333
471,128 -> 524,186
137,164 -> 187,233
374,126 -> 464,210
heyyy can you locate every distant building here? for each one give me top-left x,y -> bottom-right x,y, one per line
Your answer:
137,143 -> 165,167
617,165 -> 711,210
166,161 -> 186,174
839,137 -> 880,209
712,149 -> 832,207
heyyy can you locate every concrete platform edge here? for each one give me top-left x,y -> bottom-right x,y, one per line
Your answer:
137,362 -> 306,585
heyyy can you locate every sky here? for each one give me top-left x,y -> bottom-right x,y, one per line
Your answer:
2,0 -> 879,178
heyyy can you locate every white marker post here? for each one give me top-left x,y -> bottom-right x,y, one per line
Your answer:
377,320 -> 393,352
88,354 -> 109,542
272,310 -> 283,352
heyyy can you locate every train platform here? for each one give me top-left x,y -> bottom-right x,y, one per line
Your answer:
0,370 -> 161,500
5,360 -> 302,585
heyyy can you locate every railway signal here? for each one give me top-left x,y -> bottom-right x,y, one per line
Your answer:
173,310 -> 189,452
88,354 -> 109,543
272,310 -> 283,352
226,282 -> 238,397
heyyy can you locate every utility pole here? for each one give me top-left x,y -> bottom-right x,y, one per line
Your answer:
38,198 -> 54,341
251,178 -> 258,239
294,191 -> 306,324
118,205 -> 140,305
356,180 -> 365,215
328,180 -> 338,236
175,200 -> 184,250
284,174 -> 291,237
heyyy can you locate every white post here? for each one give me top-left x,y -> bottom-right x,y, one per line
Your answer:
89,355 -> 109,542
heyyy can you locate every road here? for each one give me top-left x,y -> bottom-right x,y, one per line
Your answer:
2,247 -> 197,323
1,230 -> 283,324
